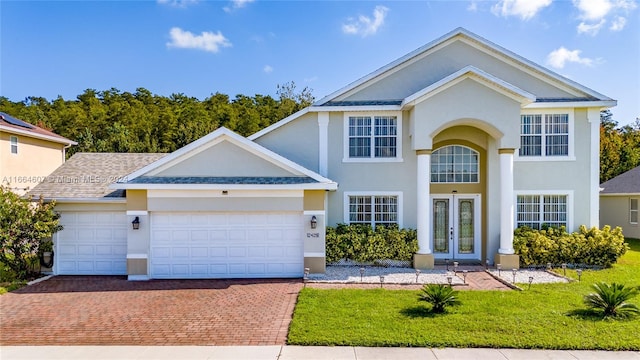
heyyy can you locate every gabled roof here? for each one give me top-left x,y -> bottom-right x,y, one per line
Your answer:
315,27 -> 613,106
0,112 -> 77,146
27,153 -> 167,200
600,166 -> 640,195
114,127 -> 337,191
402,66 -> 536,107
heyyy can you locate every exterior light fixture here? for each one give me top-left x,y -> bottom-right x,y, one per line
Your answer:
485,259 -> 489,269
462,270 -> 468,284
360,267 -> 365,282
447,276 -> 453,287
415,269 -> 421,283
445,258 -> 449,271
561,263 -> 567,276
453,261 -> 459,274
379,275 -> 385,288
512,269 -> 517,284
497,263 -> 502,277
576,269 -> 583,282
303,268 -> 310,287
132,216 -> 140,230
310,216 -> 317,229
528,276 -> 534,290
546,263 -> 552,270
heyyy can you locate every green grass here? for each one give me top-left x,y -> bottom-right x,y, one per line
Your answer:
288,238 -> 640,350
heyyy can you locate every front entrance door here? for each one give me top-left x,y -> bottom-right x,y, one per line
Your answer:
431,194 -> 481,260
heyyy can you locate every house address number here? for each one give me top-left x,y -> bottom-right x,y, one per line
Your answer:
306,233 -> 320,238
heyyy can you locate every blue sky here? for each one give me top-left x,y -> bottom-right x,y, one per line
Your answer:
1,0 -> 638,125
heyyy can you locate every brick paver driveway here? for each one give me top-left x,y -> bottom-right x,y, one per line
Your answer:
0,276 -> 303,346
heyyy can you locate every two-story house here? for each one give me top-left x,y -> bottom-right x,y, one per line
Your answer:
1,112 -> 76,195
29,28 -> 615,280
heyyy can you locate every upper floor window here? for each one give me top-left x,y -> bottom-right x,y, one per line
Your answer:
344,112 -> 402,162
519,113 -> 569,157
430,145 -> 479,183
10,136 -> 18,154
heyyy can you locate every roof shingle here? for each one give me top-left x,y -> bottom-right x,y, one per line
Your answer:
600,166 -> 640,194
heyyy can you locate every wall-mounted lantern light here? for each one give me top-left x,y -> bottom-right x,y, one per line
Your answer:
310,215 -> 317,229
132,216 -> 140,230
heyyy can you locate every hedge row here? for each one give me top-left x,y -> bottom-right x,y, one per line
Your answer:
513,225 -> 627,267
325,224 -> 418,263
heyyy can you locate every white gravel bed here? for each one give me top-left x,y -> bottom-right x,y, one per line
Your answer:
308,266 -> 464,285
487,269 -> 570,284
308,266 -> 570,285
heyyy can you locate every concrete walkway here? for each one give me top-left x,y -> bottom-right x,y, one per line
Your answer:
1,346 -> 638,359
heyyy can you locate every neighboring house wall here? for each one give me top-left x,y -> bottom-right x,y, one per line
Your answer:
601,196 -> 640,239
0,131 -> 66,194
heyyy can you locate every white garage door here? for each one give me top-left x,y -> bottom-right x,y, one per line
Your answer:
150,212 -> 304,279
55,212 -> 127,275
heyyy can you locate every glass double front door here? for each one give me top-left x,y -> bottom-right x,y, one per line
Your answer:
431,194 -> 481,260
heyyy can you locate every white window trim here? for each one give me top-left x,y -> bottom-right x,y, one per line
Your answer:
514,190 -> 574,230
10,136 -> 18,155
515,109 -> 575,162
343,191 -> 403,227
630,198 -> 639,225
342,111 -> 403,163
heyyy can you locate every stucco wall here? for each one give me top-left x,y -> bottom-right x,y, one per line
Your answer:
1,131 -> 65,194
600,196 -> 640,239
254,112 -> 319,172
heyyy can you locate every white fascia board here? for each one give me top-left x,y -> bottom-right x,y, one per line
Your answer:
308,105 -> 402,112
248,107 -> 310,140
600,193 -> 640,196
112,183 -> 338,191
45,198 -> 126,203
402,66 -> 536,107
0,125 -> 77,146
524,100 -> 617,109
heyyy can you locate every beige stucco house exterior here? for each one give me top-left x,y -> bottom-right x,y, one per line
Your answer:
1,112 -> 76,195
600,166 -> 640,239
29,28 -> 615,279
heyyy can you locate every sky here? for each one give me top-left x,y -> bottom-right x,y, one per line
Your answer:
1,0 -> 638,126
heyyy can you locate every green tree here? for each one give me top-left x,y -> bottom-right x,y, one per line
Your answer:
600,111 -> 640,183
0,186 -> 62,279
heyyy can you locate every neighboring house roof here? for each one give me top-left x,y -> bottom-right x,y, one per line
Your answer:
0,112 -> 77,146
113,127 -> 338,191
28,152 -> 167,200
600,166 -> 640,195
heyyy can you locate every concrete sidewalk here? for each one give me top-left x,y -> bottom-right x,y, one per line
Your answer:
1,345 -> 638,360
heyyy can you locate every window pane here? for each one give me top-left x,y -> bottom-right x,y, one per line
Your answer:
519,115 -> 542,156
349,117 -> 371,158
374,116 -> 397,158
349,196 -> 371,224
517,195 -> 540,229
545,114 -> 569,156
631,199 -> 639,224
430,145 -> 479,183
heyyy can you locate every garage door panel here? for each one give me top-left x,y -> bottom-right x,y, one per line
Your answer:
56,211 -> 128,275
150,212 -> 304,279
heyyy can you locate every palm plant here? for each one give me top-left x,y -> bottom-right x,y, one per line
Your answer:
583,282 -> 640,319
418,283 -> 460,313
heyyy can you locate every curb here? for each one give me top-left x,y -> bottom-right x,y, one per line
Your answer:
484,270 -> 522,291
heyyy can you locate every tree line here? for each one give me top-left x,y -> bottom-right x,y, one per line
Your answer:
0,83 -> 313,156
0,89 -> 638,183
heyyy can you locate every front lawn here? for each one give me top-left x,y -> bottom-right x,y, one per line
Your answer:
288,238 -> 640,350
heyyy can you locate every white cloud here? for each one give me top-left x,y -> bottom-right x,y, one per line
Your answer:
467,1 -> 478,12
263,65 -> 273,74
573,0 -> 637,35
157,0 -> 198,8
491,0 -> 552,20
166,27 -> 232,53
546,47 -> 595,69
223,0 -> 254,13
342,5 -> 389,37
610,16 -> 627,30
577,19 -> 606,35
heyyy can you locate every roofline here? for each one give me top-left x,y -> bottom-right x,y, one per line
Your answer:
524,100 -> 617,109
33,197 -> 126,203
111,183 -> 338,191
402,65 -> 536,107
314,27 -> 613,106
119,126 -> 335,185
309,105 -> 402,112
1,125 -> 77,146
599,193 -> 640,196
248,107 -> 310,140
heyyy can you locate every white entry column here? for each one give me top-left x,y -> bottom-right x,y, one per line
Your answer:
498,149 -> 515,254
416,150 -> 432,254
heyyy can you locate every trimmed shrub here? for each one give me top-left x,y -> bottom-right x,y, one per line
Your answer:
514,225 -> 627,267
584,282 -> 640,319
419,284 -> 461,313
325,224 -> 418,263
